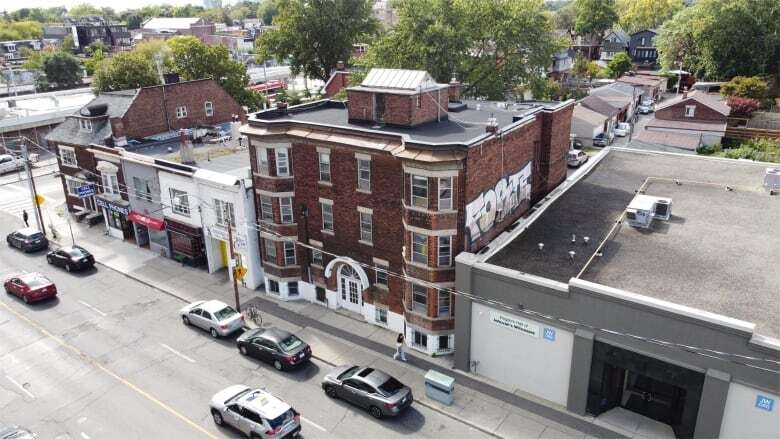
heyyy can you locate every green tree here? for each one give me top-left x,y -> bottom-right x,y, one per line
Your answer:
0,21 -> 43,40
572,53 -> 589,86
553,2 -> 576,31
656,0 -> 780,80
257,0 -> 378,82
363,0 -> 563,100
84,48 -> 105,76
573,0 -> 617,41
124,14 -> 144,30
257,0 -> 278,25
42,51 -> 82,88
607,52 -> 632,78
62,34 -> 76,52
92,51 -> 160,92
586,61 -> 601,83
68,3 -> 102,17
720,76 -> 770,99
617,0 -> 683,33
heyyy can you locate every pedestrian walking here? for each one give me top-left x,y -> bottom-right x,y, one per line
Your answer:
22,210 -> 29,227
393,333 -> 407,361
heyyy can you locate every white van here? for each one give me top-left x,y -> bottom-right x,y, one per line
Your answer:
0,154 -> 24,175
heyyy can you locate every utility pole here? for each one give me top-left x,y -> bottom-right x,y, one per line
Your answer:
226,209 -> 241,313
21,143 -> 46,236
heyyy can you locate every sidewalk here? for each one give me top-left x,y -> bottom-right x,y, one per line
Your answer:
49,215 -> 631,439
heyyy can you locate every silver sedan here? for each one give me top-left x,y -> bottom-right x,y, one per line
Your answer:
322,365 -> 413,419
180,300 -> 244,338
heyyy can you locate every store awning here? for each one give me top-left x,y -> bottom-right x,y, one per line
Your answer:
128,211 -> 165,231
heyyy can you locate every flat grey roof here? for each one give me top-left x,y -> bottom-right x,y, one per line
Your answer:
488,149 -> 780,337
248,99 -> 562,145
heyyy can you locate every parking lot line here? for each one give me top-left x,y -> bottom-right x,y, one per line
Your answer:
301,416 -> 327,432
160,343 -> 196,363
5,374 -> 35,399
78,300 -> 108,317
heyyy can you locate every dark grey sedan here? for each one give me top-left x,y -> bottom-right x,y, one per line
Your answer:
46,245 -> 94,272
6,228 -> 48,252
321,365 -> 413,419
237,328 -> 312,371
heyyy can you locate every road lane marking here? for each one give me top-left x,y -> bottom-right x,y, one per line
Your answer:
5,375 -> 35,399
301,416 -> 327,432
160,343 -> 196,363
0,301 -> 219,439
80,433 -> 91,439
78,300 -> 107,317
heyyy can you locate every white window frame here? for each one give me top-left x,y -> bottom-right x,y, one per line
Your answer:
6,43 -> 16,52
133,176 -> 152,202
64,176 -> 81,196
311,249 -> 323,266
318,151 -> 331,183
101,172 -> 119,195
412,284 -> 428,314
169,188 -> 190,216
265,239 -> 277,260
375,307 -> 388,325
321,202 -> 334,232
176,105 -> 187,119
279,197 -> 293,224
411,175 -> 428,208
259,195 -> 274,222
438,236 -> 452,267
375,265 -> 388,288
59,145 -> 78,167
283,241 -> 296,265
204,101 -> 214,117
357,158 -> 371,192
438,177 -> 452,210
275,148 -> 290,177
258,148 -> 270,175
359,210 -> 372,244
411,232 -> 428,264
438,292 -> 451,317
214,199 -> 235,227
685,105 -> 696,118
288,281 -> 299,296
79,118 -> 92,132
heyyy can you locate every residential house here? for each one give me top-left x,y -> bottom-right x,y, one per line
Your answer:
140,17 -> 216,43
571,104 -> 609,146
44,16 -> 131,52
0,39 -> 43,65
599,29 -> 629,63
628,29 -> 658,68
241,68 -> 574,356
570,32 -> 601,60
580,95 -> 620,139
590,82 -> 644,121
645,90 -> 730,146
548,48 -> 575,84
617,74 -> 667,101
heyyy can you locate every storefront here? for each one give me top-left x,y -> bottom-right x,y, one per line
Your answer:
165,218 -> 206,266
128,211 -> 169,257
96,196 -> 132,240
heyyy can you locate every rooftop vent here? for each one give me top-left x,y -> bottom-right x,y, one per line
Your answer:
625,194 -> 673,229
82,103 -> 108,117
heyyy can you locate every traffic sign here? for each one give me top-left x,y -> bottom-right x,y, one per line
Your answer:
234,266 -> 248,281
34,194 -> 45,205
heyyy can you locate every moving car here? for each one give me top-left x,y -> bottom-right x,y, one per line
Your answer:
237,328 -> 312,371
567,150 -> 589,168
322,365 -> 413,419
6,228 -> 48,252
46,245 -> 95,272
4,272 -> 57,304
0,424 -> 37,439
614,122 -> 631,137
180,300 -> 244,338
592,133 -> 610,147
210,385 -> 301,438
0,154 -> 25,175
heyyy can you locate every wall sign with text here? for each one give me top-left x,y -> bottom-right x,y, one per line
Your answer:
490,311 -> 540,338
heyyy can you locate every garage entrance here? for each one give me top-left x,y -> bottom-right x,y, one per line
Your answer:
587,342 -> 704,438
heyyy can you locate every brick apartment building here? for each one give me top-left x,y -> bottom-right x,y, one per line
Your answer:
46,79 -> 243,238
242,68 -> 574,355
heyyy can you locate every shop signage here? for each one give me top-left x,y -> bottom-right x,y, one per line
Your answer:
128,211 -> 165,231
207,225 -> 247,249
543,327 -> 556,342
96,198 -> 129,216
756,395 -> 774,412
77,184 -> 96,198
490,312 -> 539,338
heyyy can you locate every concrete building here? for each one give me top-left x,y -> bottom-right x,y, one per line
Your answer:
43,16 -> 131,52
0,88 -> 95,147
242,68 -> 574,356
454,148 -> 780,438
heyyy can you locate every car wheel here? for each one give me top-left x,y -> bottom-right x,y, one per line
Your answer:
369,406 -> 383,419
239,345 -> 248,356
211,410 -> 224,426
182,315 -> 189,326
324,385 -> 337,399
273,360 -> 283,371
46,256 -> 52,264
22,295 -> 29,304
65,264 -> 72,272
210,328 -> 218,338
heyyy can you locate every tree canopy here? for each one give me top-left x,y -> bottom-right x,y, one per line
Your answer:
573,0 -> 617,40
67,3 -> 103,17
257,0 -> 378,82
656,0 -> 780,80
42,51 -> 82,88
362,0 -> 564,100
607,52 -> 632,78
616,0 -> 683,33
0,21 -> 42,40
720,76 -> 770,100
93,51 -> 160,92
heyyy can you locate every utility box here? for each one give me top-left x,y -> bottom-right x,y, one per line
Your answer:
424,369 -> 455,405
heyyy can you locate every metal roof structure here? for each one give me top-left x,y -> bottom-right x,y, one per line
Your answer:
142,17 -> 203,30
359,68 -> 440,91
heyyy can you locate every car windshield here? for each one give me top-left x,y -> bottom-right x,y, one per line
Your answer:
378,377 -> 404,396
25,233 -> 43,240
22,276 -> 49,288
66,248 -> 88,257
268,409 -> 293,429
337,366 -> 359,381
214,306 -> 237,321
278,335 -> 303,352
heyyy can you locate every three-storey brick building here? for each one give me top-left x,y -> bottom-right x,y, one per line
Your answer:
242,69 -> 574,355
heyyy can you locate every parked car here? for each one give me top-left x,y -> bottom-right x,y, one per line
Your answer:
593,133 -> 610,147
571,139 -> 584,149
614,122 -> 631,137
6,228 -> 48,252
322,365 -> 413,419
210,385 -> 301,438
0,154 -> 25,175
3,272 -> 57,304
0,424 -> 37,439
180,300 -> 244,338
237,328 -> 312,371
46,245 -> 95,272
567,150 -> 589,168
638,104 -> 653,114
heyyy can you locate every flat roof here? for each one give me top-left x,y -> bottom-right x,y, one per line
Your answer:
487,149 -> 780,338
247,99 -> 564,146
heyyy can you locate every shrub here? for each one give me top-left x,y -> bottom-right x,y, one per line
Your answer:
720,76 -> 769,99
726,96 -> 760,116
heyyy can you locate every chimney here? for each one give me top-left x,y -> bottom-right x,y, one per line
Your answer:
448,77 -> 461,102
179,129 -> 195,165
276,101 -> 288,112
336,60 -> 346,71
486,113 -> 498,134
163,73 -> 180,84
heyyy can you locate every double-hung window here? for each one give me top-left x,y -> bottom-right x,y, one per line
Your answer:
276,148 -> 290,176
258,148 -> 270,175
170,188 -> 190,216
357,158 -> 371,192
321,202 -> 334,232
279,197 -> 293,224
283,241 -> 296,265
359,210 -> 372,243
411,175 -> 428,208
438,236 -> 452,267
59,146 -> 77,167
311,249 -> 323,266
176,105 -> 187,119
412,284 -> 427,314
259,195 -> 274,222
65,176 -> 81,196
438,292 -> 451,317
375,266 -> 388,288
438,177 -> 452,210
204,101 -> 214,117
265,239 -> 277,260
411,232 -> 428,264
133,177 -> 152,202
215,199 -> 235,227
101,172 -> 119,195
685,105 -> 696,118
318,151 -> 331,182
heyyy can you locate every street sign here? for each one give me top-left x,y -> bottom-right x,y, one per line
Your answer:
78,185 -> 96,198
34,194 -> 45,205
543,327 -> 556,342
234,266 -> 247,281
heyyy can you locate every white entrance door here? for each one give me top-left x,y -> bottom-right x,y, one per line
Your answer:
338,265 -> 362,314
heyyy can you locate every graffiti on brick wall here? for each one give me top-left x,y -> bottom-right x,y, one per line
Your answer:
465,161 -> 532,247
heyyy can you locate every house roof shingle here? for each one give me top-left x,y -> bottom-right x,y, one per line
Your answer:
655,90 -> 731,116
645,118 -> 727,133
580,95 -> 620,117
45,92 -> 137,146
573,104 -> 608,125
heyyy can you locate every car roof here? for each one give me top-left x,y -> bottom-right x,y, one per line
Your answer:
16,228 -> 41,236
19,272 -> 49,282
357,367 -> 392,387
200,300 -> 230,313
259,328 -> 292,343
237,389 -> 291,419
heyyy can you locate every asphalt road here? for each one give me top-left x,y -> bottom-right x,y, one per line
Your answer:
0,186 -> 492,439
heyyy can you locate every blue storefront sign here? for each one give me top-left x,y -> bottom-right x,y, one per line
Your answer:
755,395 -> 774,412
543,327 -> 556,342
95,197 -> 129,216
77,184 -> 96,198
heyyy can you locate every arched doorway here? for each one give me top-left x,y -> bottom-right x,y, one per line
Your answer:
338,264 -> 363,313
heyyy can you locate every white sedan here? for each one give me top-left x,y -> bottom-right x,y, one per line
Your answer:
180,300 -> 244,337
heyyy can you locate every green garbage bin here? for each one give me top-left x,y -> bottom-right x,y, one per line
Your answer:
424,369 -> 455,405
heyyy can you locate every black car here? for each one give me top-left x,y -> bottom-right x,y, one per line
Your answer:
237,328 -> 312,371
6,228 -> 48,252
593,133 -> 609,147
47,245 -> 95,272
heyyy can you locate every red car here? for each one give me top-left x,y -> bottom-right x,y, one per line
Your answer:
3,273 -> 57,303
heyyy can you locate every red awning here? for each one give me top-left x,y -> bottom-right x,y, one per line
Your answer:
128,211 -> 165,231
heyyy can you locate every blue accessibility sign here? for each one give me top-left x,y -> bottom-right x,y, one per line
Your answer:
543,327 -> 556,342
756,395 -> 774,412
77,184 -> 96,198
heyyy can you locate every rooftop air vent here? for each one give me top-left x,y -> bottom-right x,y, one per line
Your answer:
81,103 -> 108,117
625,194 -> 673,229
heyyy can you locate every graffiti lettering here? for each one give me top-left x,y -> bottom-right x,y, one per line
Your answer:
465,162 -> 532,246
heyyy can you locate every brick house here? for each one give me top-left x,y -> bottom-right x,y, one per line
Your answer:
242,68 -> 574,356
45,79 -> 243,239
645,90 -> 731,146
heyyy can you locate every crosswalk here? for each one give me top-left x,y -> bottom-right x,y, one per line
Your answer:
0,184 -> 35,223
